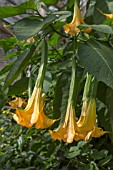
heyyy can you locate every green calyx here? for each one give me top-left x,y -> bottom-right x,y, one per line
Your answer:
35,39 -> 48,88
83,73 -> 98,102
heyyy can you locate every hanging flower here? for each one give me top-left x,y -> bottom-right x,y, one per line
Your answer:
76,99 -> 107,141
49,102 -> 78,143
63,1 -> 91,35
13,86 -> 57,128
9,97 -> 26,109
97,8 -> 113,19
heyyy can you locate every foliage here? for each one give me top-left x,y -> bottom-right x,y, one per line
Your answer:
0,0 -> 113,169
0,113 -> 113,170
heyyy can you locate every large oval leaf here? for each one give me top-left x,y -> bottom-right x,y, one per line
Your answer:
4,45 -> 36,89
78,24 -> 113,34
78,40 -> 113,89
13,15 -> 57,40
0,1 -> 36,19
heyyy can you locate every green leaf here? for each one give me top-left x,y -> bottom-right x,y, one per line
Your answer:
46,143 -> 56,157
41,0 -> 59,6
79,24 -> 113,34
48,33 -> 59,46
43,71 -> 52,93
0,85 -> 8,110
97,82 -> 108,105
53,71 -> 71,119
0,37 -> 18,53
13,15 -> 57,40
65,146 -> 81,158
0,0 -> 36,19
8,77 -> 29,96
0,63 -> 13,76
106,87 -> 113,133
55,59 -> 72,70
53,11 -> 72,21
30,141 -> 41,152
85,162 -> 99,170
4,45 -> 36,89
99,155 -> 112,166
94,0 -> 113,24
90,149 -> 108,160
78,40 -> 113,89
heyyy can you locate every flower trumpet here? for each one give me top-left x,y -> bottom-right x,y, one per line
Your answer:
49,57 -> 79,143
49,103 -> 78,143
76,99 -> 107,141
64,1 -> 91,35
12,40 -> 58,128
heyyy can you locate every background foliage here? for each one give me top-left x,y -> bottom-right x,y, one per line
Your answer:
0,0 -> 113,169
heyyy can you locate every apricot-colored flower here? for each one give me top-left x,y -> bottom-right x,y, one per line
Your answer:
76,99 -> 107,141
13,86 -> 57,128
97,8 -> 113,19
9,97 -> 26,109
64,2 -> 91,35
49,103 -> 78,143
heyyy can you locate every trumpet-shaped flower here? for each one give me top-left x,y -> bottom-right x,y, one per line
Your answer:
98,8 -> 113,19
9,97 -> 26,109
13,86 -> 57,128
76,99 -> 107,141
49,103 -> 78,143
64,2 -> 91,35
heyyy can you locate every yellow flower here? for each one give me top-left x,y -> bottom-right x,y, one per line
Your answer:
49,103 -> 78,143
97,8 -> 113,19
13,86 -> 57,128
9,97 -> 27,109
1,135 -> 4,138
64,2 -> 91,35
2,110 -> 9,114
0,127 -> 3,131
76,99 -> 107,141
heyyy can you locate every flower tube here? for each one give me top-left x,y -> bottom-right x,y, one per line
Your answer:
76,77 -> 107,141
64,0 -> 91,35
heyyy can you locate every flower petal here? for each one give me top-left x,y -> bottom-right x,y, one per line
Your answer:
36,111 -> 58,129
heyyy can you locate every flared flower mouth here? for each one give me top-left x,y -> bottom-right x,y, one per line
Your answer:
49,103 -> 78,143
76,99 -> 107,141
13,86 -> 58,128
63,1 -> 91,35
49,98 -> 107,143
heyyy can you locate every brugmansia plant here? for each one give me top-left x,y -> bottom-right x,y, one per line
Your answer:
0,0 -> 113,169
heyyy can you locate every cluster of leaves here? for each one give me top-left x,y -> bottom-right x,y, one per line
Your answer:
0,0 -> 113,169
